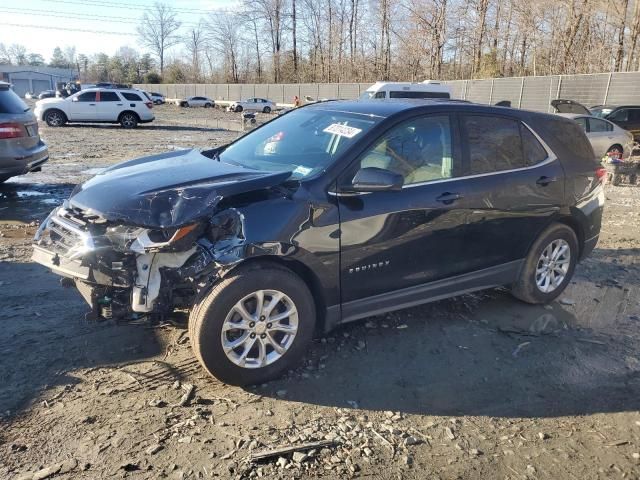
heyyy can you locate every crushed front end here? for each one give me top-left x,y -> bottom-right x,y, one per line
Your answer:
32,203 -> 241,322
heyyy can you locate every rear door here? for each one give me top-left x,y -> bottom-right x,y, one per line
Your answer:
67,91 -> 97,121
459,114 -> 565,271
586,117 -> 615,157
96,91 -> 122,121
337,113 -> 473,303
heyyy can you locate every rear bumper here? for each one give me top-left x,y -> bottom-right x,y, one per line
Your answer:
0,141 -> 49,177
139,117 -> 155,124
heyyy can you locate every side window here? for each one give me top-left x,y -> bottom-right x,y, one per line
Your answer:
589,118 -> 612,133
359,115 -> 455,185
520,125 -> 548,166
463,115 -> 525,174
374,91 -> 386,99
76,92 -> 97,102
122,92 -> 142,101
630,109 -> 640,121
573,117 -> 588,132
609,109 -> 629,122
100,91 -> 120,102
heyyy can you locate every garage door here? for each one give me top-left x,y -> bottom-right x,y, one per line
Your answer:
33,79 -> 51,94
10,79 -> 30,97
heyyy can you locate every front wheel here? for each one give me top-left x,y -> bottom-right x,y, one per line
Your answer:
511,223 -> 578,304
235,105 -> 243,113
204,102 -> 212,108
190,265 -> 315,385
263,106 -> 271,114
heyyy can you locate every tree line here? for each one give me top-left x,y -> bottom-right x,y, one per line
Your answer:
2,0 -> 640,84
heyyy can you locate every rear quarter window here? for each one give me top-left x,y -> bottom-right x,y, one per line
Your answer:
463,115 -> 525,174
0,88 -> 29,114
122,92 -> 142,101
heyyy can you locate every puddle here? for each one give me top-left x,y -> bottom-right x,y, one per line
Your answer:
0,182 -> 73,222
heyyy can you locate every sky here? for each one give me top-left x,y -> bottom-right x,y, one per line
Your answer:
0,0 -> 237,61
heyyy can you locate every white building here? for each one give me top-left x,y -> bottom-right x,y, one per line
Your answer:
0,65 -> 76,97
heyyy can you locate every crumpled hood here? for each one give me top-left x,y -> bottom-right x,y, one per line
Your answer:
69,149 -> 291,228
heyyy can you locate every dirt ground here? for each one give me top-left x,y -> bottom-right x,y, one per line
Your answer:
1,104 -> 640,480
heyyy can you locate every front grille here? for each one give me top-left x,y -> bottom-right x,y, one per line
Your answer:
36,208 -> 94,259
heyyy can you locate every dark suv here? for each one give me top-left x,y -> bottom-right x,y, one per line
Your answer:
32,100 -> 605,385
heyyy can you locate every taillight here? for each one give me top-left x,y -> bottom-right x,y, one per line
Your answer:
0,122 -> 25,139
595,166 -> 607,183
145,101 -> 153,109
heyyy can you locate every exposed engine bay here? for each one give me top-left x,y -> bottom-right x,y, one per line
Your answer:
33,202 -> 246,322
30,147 -> 291,322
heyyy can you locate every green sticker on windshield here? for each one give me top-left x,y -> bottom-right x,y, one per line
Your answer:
323,123 -> 362,138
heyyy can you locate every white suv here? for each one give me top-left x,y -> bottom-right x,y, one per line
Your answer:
34,88 -> 155,129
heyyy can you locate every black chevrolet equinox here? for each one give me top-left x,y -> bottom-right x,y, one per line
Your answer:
33,100 -> 605,385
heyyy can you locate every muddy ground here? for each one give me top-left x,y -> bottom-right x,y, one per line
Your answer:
1,104 -> 640,480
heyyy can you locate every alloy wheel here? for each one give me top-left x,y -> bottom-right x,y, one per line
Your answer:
221,289 -> 298,369
47,111 -> 63,126
121,114 -> 136,128
535,239 -> 571,293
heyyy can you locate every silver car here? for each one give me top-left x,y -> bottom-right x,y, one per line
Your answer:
177,96 -> 214,108
558,113 -> 634,159
229,98 -> 275,113
0,82 -> 49,183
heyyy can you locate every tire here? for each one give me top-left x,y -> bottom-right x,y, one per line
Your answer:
235,105 -> 243,113
511,223 -> 578,304
607,144 -> 623,159
263,106 -> 271,114
119,112 -> 139,129
44,109 -> 66,127
204,103 -> 212,108
630,173 -> 638,185
190,264 -> 315,385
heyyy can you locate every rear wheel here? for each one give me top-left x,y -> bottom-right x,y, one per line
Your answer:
44,109 -> 66,127
263,106 -> 271,114
119,112 -> 138,129
511,223 -> 578,304
190,265 -> 315,385
607,144 -> 623,159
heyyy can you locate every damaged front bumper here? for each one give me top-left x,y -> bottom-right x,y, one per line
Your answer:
32,205 -> 223,321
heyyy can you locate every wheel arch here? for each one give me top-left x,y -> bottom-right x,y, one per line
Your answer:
555,214 -> 585,258
118,110 -> 140,122
43,107 -> 67,120
221,255 -> 328,334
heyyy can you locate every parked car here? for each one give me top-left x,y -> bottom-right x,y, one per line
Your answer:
0,82 -> 49,183
229,98 -> 275,113
32,99 -> 604,385
149,92 -> 165,105
177,96 -> 214,108
552,99 -> 640,141
34,88 -> 155,128
557,113 -> 634,159
37,90 -> 56,100
359,80 -> 451,99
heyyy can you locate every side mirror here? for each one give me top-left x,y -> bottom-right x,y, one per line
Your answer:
349,167 -> 404,192
72,97 -> 78,102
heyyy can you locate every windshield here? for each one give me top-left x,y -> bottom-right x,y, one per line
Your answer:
219,108 -> 381,179
359,91 -> 375,100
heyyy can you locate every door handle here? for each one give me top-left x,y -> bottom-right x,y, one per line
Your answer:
89,103 -> 96,106
436,192 -> 463,204
117,103 -> 123,106
536,176 -> 558,186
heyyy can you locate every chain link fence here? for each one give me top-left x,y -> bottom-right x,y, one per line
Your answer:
135,72 -> 640,111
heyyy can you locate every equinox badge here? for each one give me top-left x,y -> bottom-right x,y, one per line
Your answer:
349,260 -> 390,274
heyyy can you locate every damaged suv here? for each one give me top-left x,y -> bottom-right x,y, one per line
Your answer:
33,100 -> 605,385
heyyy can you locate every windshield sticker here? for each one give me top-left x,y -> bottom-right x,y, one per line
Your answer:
293,165 -> 313,176
323,123 -> 362,138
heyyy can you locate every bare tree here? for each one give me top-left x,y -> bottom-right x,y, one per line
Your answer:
207,12 -> 242,83
137,2 -> 181,75
185,22 -> 206,81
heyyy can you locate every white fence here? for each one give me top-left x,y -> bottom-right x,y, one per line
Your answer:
135,72 -> 640,113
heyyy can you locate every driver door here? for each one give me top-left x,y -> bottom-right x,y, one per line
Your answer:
336,114 -> 472,304
67,91 -> 97,121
